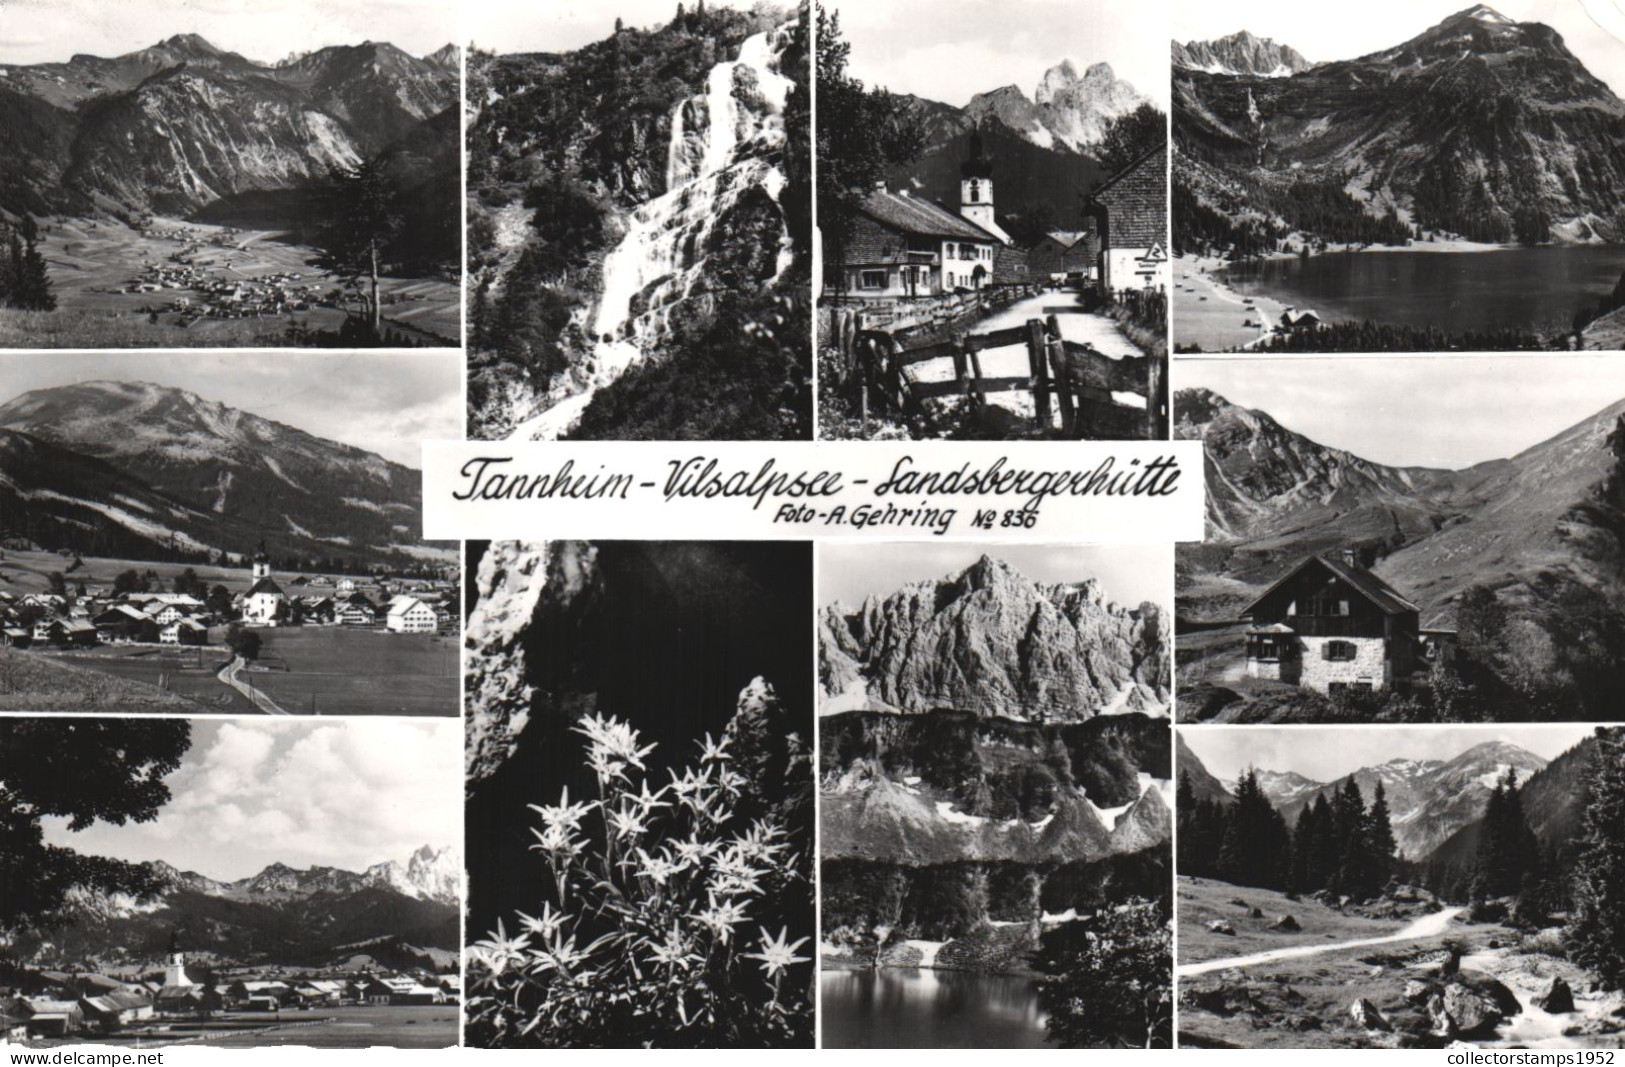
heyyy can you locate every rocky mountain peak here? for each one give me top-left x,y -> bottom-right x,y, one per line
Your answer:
1171,30 -> 1312,77
160,33 -> 223,55
820,556 -> 1169,719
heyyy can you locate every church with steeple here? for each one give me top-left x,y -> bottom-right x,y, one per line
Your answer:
241,541 -> 287,625
959,130 -> 1011,245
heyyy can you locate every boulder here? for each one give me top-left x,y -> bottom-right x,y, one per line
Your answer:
1207,919 -> 1237,936
1350,998 -> 1391,1032
1534,976 -> 1575,1014
1270,914 -> 1301,932
1228,898 -> 1248,908
1404,979 -> 1433,1005
1440,977 -> 1519,1038
1248,906 -> 1264,919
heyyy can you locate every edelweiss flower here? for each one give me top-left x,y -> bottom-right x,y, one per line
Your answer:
574,712 -> 658,770
695,731 -> 731,763
634,847 -> 680,885
514,901 -> 568,938
607,805 -> 648,840
528,786 -> 596,833
742,926 -> 811,979
626,779 -> 672,814
696,891 -> 750,942
667,765 -> 713,801
529,821 -> 582,856
469,918 -> 531,976
670,836 -> 719,868
645,922 -> 698,971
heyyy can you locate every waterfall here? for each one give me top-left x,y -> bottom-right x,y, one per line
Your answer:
509,22 -> 797,441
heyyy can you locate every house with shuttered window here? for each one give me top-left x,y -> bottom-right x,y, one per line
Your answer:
1240,550 -> 1429,695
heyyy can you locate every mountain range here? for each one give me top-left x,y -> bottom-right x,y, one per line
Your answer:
1174,5 -> 1625,244
1178,737 -> 1549,859
880,60 -> 1150,231
0,380 -> 451,571
1172,31 -> 1313,78
1174,386 -> 1625,633
39,847 -> 459,968
0,34 -> 456,218
820,555 -> 1169,720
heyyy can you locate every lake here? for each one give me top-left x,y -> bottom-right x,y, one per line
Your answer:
1217,246 -> 1625,338
820,968 -> 1050,1049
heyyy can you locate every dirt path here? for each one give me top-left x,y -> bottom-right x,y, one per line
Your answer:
219,655 -> 290,715
1178,907 -> 1466,977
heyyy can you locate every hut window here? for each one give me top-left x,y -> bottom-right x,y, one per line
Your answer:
1323,640 -> 1356,662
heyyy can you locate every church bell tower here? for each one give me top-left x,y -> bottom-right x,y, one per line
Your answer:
960,130 -> 997,236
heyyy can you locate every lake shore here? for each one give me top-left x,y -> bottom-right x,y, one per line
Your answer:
1173,255 -> 1288,352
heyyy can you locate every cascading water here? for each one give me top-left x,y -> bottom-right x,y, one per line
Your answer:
511,21 -> 798,441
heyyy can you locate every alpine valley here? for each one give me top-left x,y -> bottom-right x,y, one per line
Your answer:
1174,729 -> 1625,1049
0,30 -> 461,346
1174,386 -> 1625,722
1171,5 -> 1625,350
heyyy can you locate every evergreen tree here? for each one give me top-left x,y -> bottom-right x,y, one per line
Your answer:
1307,794 -> 1338,892
1366,779 -> 1398,893
1289,805 -> 1314,892
1331,778 -> 1370,897
1217,770 -> 1290,890
1568,728 -> 1625,988
308,152 -> 405,339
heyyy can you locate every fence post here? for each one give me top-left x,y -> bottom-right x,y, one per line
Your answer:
1045,314 -> 1075,438
1147,354 -> 1165,440
1027,318 -> 1052,431
953,341 -> 970,401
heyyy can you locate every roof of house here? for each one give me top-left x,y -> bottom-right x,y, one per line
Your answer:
857,188 -> 1001,244
388,598 -> 431,618
1089,145 -> 1168,250
246,578 -> 285,598
1244,554 -> 1421,619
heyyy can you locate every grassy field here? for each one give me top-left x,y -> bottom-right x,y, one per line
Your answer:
1174,877 -> 1625,1049
0,549 -> 378,598
33,1006 -> 457,1049
36,643 -> 256,713
1178,876 -> 1408,966
244,628 -> 459,716
5,216 -> 459,347
0,645 -> 203,712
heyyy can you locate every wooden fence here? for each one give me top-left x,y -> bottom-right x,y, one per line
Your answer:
853,312 -> 1168,440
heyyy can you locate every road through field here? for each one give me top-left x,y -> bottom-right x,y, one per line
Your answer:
1178,907 -> 1466,977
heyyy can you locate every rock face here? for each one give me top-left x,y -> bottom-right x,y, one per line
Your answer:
1172,31 -> 1312,78
819,710 -> 1169,865
820,555 -> 1169,720
1176,6 -> 1625,243
0,36 -> 455,216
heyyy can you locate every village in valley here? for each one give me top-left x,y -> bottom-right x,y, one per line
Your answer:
4,950 -> 459,1047
817,1 -> 1169,441
0,542 -> 458,715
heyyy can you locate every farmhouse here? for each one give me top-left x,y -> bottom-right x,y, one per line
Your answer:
1086,144 -> 1168,297
831,135 -> 1032,297
31,618 -> 97,647
1241,551 -> 1437,695
1026,229 -> 1098,287
386,596 -> 437,634
80,990 -> 153,1030
93,605 -> 158,643
160,618 -> 208,646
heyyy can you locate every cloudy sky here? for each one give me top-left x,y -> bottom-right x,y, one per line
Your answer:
469,0 -> 775,55
0,0 -> 455,65
43,719 -> 460,881
1176,0 -> 1625,97
828,0 -> 1170,109
1183,723 -> 1597,786
0,352 -> 460,467
820,541 -> 1170,611
1176,354 -> 1625,469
